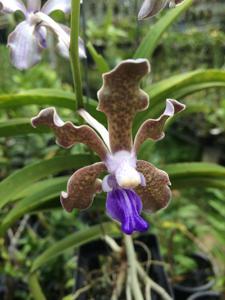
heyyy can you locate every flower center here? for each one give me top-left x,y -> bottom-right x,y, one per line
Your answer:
105,150 -> 144,189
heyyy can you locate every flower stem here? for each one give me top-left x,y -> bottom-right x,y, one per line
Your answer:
70,0 -> 84,110
124,234 -> 144,300
28,273 -> 46,300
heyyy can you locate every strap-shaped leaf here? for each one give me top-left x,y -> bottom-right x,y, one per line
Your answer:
0,89 -> 106,125
0,154 -> 97,209
0,89 -> 75,110
148,70 -> 225,107
30,223 -> 120,273
171,178 -> 225,190
164,162 -> 225,179
0,118 -> 49,137
134,69 -> 225,131
87,42 -> 110,74
0,177 -> 68,236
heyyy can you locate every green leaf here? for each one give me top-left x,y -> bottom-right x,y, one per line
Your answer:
148,70 -> 225,107
0,89 -> 105,126
0,118 -> 49,137
134,69 -> 225,129
0,89 -> 75,110
171,178 -> 225,190
0,154 -> 97,209
0,157 -> 9,167
207,216 -> 225,232
134,0 -> 193,59
87,42 -> 110,74
30,222 -> 120,273
209,200 -> 225,218
0,177 -> 68,235
164,162 -> 225,179
15,177 -> 68,200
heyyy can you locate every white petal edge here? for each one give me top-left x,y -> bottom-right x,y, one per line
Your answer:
41,0 -> 71,15
0,0 -> 26,14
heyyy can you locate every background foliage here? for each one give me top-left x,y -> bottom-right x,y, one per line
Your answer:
0,0 -> 225,299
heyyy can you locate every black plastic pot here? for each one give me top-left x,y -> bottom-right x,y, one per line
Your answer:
173,253 -> 215,300
75,234 -> 173,300
187,291 -> 222,300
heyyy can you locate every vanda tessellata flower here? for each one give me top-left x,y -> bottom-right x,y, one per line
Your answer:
138,0 -> 185,20
0,0 -> 85,70
31,59 -> 185,235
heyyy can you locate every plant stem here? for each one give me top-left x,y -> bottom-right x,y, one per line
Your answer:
70,0 -> 84,110
28,273 -> 46,300
126,271 -> 133,300
124,234 -> 144,300
111,263 -> 126,300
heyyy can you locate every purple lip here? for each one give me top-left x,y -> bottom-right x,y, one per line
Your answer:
106,188 -> 149,235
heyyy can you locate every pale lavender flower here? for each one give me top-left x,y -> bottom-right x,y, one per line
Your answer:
31,59 -> 185,235
0,0 -> 86,69
138,0 -> 185,20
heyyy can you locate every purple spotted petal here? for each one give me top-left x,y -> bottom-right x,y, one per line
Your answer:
106,189 -> 149,235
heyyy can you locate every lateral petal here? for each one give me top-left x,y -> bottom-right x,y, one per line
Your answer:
31,107 -> 108,160
134,99 -> 185,153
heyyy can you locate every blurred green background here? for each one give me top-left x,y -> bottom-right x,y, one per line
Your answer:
0,1 -> 224,299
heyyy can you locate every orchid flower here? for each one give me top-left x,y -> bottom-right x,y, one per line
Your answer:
138,0 -> 185,19
31,59 -> 185,235
0,0 -> 86,70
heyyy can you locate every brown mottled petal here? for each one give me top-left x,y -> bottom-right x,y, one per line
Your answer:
61,162 -> 106,212
31,107 -> 108,160
97,59 -> 150,153
134,99 -> 185,153
135,160 -> 171,213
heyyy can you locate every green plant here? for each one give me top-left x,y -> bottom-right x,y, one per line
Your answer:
0,0 -> 225,299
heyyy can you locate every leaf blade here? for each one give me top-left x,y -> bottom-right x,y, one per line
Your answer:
0,155 -> 97,209
30,223 -> 120,273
